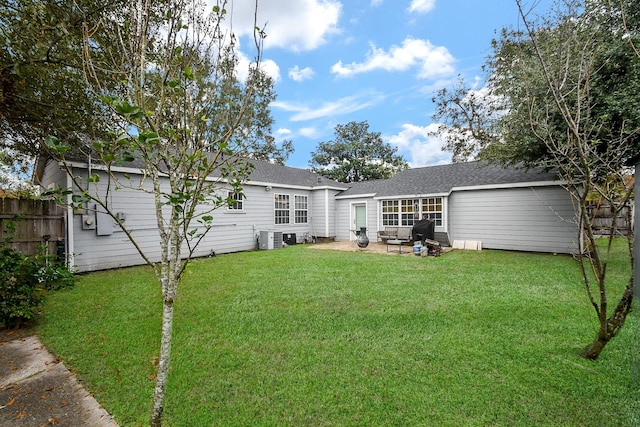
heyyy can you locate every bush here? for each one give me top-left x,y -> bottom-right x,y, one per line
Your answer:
0,246 -> 74,329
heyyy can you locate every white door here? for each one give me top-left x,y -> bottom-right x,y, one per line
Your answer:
354,204 -> 367,236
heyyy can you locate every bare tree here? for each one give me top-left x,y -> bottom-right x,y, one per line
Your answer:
431,0 -> 637,359
512,0 -> 635,359
45,0 -> 267,424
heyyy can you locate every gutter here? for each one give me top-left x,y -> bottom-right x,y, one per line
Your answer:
62,160 -> 348,192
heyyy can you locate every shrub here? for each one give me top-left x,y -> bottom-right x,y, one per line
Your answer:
0,246 -> 74,329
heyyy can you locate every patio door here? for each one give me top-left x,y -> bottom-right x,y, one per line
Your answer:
354,203 -> 367,233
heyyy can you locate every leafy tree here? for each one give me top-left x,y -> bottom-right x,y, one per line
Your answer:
309,120 -> 408,183
239,69 -> 294,164
43,0 -> 269,425
0,0 -> 117,171
433,1 -> 640,169
0,0 -> 288,171
432,0 -> 637,359
430,77 -> 503,163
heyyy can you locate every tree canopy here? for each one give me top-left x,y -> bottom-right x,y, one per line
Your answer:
0,0 -> 114,169
309,120 -> 408,183
0,0 -> 291,173
432,0 -> 640,171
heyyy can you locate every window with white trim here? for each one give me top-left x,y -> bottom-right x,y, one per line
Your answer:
381,197 -> 444,227
227,191 -> 244,211
421,197 -> 443,226
382,200 -> 399,226
294,195 -> 308,224
274,193 -> 290,224
401,199 -> 419,226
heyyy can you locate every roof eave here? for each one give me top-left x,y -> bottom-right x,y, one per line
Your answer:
450,180 -> 566,193
336,192 -> 377,200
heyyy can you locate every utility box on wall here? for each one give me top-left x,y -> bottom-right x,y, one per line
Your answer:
259,231 -> 283,250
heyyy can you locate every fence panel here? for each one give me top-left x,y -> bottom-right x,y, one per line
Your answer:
0,198 -> 65,257
586,201 -> 631,236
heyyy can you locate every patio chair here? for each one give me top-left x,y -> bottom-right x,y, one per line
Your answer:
386,227 -> 412,253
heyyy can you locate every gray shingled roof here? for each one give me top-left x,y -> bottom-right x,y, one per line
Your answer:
54,152 -> 556,195
338,161 -> 559,197
56,152 -> 346,189
247,158 -> 346,188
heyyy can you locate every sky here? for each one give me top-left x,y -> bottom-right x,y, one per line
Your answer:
225,0 -> 550,170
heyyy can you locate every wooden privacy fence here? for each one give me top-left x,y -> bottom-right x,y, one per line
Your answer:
586,201 -> 632,236
0,198 -> 65,257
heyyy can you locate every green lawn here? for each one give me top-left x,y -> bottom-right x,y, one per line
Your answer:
37,243 -> 639,426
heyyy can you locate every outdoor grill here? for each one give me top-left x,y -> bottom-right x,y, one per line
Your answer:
411,217 -> 435,243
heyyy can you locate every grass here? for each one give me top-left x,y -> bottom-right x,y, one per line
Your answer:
36,242 -> 639,426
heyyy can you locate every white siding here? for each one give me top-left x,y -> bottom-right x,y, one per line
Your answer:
67,172 -> 320,271
311,189 -> 340,239
334,197 -> 352,241
310,191 -> 326,238
261,187 -> 317,240
448,186 -> 579,254
326,189 -> 340,238
334,197 -> 377,242
40,160 -> 67,189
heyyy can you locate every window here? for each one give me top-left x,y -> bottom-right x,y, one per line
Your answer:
381,197 -> 444,227
421,197 -> 443,226
274,193 -> 290,224
294,195 -> 308,224
401,199 -> 419,226
382,200 -> 399,226
227,191 -> 244,211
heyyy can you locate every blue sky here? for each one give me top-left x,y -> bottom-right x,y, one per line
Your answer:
228,0 -> 550,169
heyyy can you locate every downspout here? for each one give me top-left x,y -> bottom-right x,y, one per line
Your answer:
65,167 -> 75,269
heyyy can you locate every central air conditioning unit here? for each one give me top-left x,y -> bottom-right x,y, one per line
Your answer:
259,231 -> 283,250
283,233 -> 296,245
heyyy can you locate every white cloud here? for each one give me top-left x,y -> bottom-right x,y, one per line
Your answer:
260,59 -> 281,82
288,66 -> 316,82
331,37 -> 455,79
224,0 -> 342,52
370,0 -> 383,6
387,123 -> 451,167
272,92 -> 385,121
299,127 -> 318,138
234,39 -> 281,82
276,128 -> 292,136
408,0 -> 436,14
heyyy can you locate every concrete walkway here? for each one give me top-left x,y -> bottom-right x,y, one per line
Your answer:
0,332 -> 118,427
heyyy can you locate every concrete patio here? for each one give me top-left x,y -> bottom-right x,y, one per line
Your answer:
307,240 -> 448,256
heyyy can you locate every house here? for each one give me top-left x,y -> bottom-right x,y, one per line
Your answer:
335,161 -> 579,254
35,157 -> 579,272
34,156 -> 347,272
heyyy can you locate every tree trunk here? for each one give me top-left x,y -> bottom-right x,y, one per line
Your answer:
583,283 -> 633,360
583,331 -> 609,360
150,297 -> 174,427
